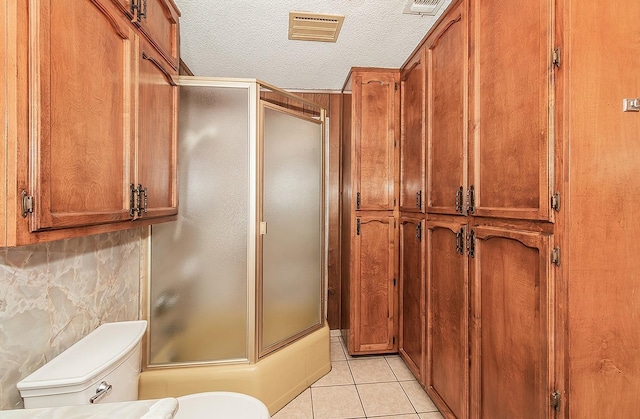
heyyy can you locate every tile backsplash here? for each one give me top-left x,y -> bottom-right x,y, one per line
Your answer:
0,228 -> 143,410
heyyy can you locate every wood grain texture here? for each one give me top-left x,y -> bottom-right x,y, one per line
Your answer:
399,217 -> 425,380
427,2 -> 467,215
352,216 -> 396,354
469,0 -> 553,221
400,51 -> 426,213
33,0 -> 135,230
1,0 -> 7,244
354,70 -> 399,211
340,92 -> 352,342
327,93 -> 342,329
566,0 -> 640,416
136,40 -> 178,219
136,0 -> 180,69
426,219 -> 469,419
470,226 -> 553,419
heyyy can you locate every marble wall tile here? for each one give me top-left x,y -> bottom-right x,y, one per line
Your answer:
0,228 -> 143,410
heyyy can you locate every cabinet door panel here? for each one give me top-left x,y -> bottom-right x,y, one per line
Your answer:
354,73 -> 397,211
470,0 -> 553,220
352,216 -> 396,353
136,42 -> 178,218
137,0 -> 180,68
426,220 -> 468,418
399,218 -> 425,379
400,52 -> 426,213
427,4 -> 467,215
32,0 -> 135,230
470,226 -> 553,418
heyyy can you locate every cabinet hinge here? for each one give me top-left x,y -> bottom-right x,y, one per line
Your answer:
551,192 -> 561,212
356,192 -> 361,209
20,190 -> 33,218
416,190 -> 422,209
466,185 -> 475,214
394,219 -> 397,228
131,0 -> 147,21
394,139 -> 397,148
416,223 -> 422,242
394,197 -> 397,207
456,227 -> 465,255
356,218 -> 361,235
552,48 -> 561,68
393,277 -> 397,286
551,390 -> 561,412
394,82 -> 398,91
392,336 -> 396,344
455,186 -> 464,214
551,247 -> 561,266
130,184 -> 138,217
467,229 -> 475,258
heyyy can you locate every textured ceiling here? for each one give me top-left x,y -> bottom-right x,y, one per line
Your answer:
174,0 -> 453,90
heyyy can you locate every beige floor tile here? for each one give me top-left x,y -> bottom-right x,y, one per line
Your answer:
330,329 -> 342,337
386,355 -> 417,381
311,385 -> 365,419
419,412 -> 444,419
272,388 -> 313,419
330,341 -> 346,361
374,415 -> 420,419
401,380 -> 439,413
312,361 -> 354,387
339,340 -> 357,360
331,336 -> 341,343
357,382 -> 416,417
349,357 -> 397,384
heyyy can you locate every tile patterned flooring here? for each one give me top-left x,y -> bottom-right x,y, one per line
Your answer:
273,330 -> 444,419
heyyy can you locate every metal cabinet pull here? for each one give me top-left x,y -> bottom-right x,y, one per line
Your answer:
89,381 -> 112,404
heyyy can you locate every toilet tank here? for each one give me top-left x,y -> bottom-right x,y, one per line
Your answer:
17,320 -> 147,409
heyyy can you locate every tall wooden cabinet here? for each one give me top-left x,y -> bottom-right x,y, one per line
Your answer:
2,0 -> 179,246
341,68 -> 400,355
391,0 -> 640,417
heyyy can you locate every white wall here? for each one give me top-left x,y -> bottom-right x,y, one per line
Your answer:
0,228 -> 143,409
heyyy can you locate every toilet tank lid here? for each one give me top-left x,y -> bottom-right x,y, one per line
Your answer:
17,320 -> 147,391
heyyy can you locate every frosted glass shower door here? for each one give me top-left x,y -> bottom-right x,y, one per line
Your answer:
149,81 -> 256,365
260,102 -> 324,355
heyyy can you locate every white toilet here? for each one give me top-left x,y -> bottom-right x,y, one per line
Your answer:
16,320 -> 270,418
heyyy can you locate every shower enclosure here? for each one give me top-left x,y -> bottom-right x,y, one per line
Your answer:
145,77 -> 326,367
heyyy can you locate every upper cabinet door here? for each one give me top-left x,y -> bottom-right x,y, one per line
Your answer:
400,51 -> 426,213
135,41 -> 178,219
135,0 -> 180,69
469,0 -> 555,221
353,71 -> 399,212
31,0 -> 136,231
426,2 -> 468,216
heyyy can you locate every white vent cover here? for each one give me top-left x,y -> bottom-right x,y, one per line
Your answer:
288,11 -> 345,43
403,0 -> 446,15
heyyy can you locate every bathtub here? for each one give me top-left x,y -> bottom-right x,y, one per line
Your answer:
138,323 -> 331,415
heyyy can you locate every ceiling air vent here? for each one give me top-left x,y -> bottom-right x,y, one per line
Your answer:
288,11 -> 345,43
403,0 -> 447,16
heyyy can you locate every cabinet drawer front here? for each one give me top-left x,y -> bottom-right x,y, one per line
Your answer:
31,0 -> 136,230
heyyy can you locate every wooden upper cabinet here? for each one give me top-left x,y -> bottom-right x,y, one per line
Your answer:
350,216 -> 397,354
400,51 -> 426,213
135,0 -> 180,69
136,40 -> 178,219
426,219 -> 469,419
469,0 -> 554,221
30,0 -> 136,231
426,2 -> 468,215
353,70 -> 399,212
470,226 -> 554,419
399,217 -> 425,380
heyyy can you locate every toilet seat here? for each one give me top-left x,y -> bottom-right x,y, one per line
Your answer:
174,392 -> 270,419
